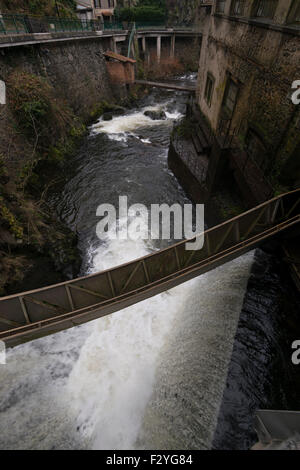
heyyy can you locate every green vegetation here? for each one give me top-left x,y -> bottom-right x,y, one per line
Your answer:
8,71 -> 75,154
117,0 -> 166,23
0,0 -> 76,17
172,117 -> 195,139
0,196 -> 24,240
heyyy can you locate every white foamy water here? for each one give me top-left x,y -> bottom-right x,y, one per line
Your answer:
0,86 -> 255,450
90,102 -> 183,143
0,225 -> 254,450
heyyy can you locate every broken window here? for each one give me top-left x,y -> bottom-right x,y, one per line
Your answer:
231,0 -> 246,16
216,0 -> 226,14
253,0 -> 278,19
204,73 -> 215,107
287,0 -> 300,25
223,79 -> 239,114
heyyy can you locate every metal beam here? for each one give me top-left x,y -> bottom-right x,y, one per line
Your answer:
0,190 -> 299,348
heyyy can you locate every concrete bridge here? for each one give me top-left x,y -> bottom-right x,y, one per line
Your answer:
0,17 -> 201,65
0,189 -> 299,348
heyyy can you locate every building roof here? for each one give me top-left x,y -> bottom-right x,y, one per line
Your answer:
103,51 -> 136,64
101,10 -> 114,16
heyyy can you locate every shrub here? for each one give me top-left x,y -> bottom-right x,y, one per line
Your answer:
134,6 -> 165,22
0,0 -> 76,17
119,7 -> 135,22
118,5 -> 165,23
7,71 -> 73,150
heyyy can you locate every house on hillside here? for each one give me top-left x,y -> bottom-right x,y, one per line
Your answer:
75,0 -> 117,22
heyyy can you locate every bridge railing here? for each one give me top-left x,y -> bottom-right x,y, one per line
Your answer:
0,189 -> 299,348
0,13 -> 199,36
0,13 -> 101,35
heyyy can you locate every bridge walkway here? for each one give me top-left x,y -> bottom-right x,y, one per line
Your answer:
0,190 -> 299,348
135,80 -> 196,93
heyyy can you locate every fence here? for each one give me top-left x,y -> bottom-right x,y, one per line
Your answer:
0,14 -> 101,35
0,14 -> 198,36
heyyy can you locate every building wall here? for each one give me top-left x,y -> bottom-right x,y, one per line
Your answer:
105,60 -> 135,84
196,0 -> 300,191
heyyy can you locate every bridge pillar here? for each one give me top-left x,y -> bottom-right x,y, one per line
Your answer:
142,36 -> 146,54
170,34 -> 175,58
113,38 -> 117,54
157,35 -> 161,63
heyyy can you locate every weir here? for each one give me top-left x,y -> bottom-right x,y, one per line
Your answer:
0,189 -> 299,348
134,79 -> 196,92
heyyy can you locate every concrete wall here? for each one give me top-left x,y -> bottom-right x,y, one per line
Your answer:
0,36 -> 118,163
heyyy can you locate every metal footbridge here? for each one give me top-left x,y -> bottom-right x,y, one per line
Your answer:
0,190 -> 299,348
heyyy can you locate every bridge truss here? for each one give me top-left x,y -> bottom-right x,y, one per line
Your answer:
0,190 -> 299,348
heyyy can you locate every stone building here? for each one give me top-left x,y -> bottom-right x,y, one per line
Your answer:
76,0 -> 117,22
171,0 -> 300,206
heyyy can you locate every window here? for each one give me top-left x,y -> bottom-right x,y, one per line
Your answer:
230,0 -> 246,16
287,0 -> 300,25
216,0 -> 226,14
204,73 -> 215,107
253,0 -> 278,19
94,0 -> 101,8
223,79 -> 239,113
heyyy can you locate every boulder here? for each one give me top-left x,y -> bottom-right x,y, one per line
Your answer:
102,112 -> 113,121
144,110 -> 166,120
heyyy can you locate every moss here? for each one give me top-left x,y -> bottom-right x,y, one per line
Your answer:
0,0 -> 76,17
0,196 -> 24,240
172,117 -> 195,139
90,101 -> 123,121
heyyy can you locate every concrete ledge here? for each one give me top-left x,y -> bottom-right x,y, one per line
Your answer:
214,13 -> 300,36
0,31 -> 110,48
0,29 -> 201,49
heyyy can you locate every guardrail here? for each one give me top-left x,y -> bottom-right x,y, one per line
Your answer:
0,14 -> 100,34
0,189 -> 299,348
0,14 -> 198,36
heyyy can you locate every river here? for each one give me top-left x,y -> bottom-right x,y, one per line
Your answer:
0,74 -> 298,450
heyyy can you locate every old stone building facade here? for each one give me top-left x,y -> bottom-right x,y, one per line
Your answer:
171,0 -> 300,206
76,0 -> 117,21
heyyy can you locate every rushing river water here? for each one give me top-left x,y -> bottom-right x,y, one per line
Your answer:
0,75 -> 299,450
